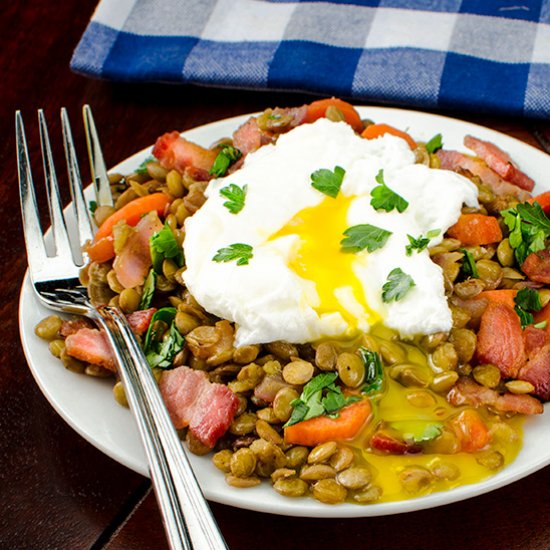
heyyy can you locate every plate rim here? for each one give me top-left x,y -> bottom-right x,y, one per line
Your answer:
19,105 -> 550,518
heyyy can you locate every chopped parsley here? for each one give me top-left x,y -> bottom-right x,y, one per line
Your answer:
405,229 -> 441,256
370,170 -> 409,213
460,248 -> 479,279
139,269 -> 157,309
310,166 -> 346,198
514,287 -> 542,329
382,268 -> 415,303
135,155 -> 155,175
219,183 -> 247,214
502,201 -> 550,266
143,307 -> 184,369
89,200 -> 98,214
341,224 -> 392,254
209,145 -> 242,177
425,133 -> 443,154
212,243 -> 253,266
150,223 -> 184,274
284,372 -> 361,427
391,421 -> 443,443
358,348 -> 384,395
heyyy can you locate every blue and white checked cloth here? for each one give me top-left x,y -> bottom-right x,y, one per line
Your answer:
72,0 -> 550,119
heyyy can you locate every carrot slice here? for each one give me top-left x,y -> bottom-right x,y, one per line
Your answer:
361,123 -> 417,150
284,399 -> 371,446
447,214 -> 503,245
529,192 -> 550,214
95,193 -> 171,241
450,409 -> 490,453
87,193 -> 172,263
304,98 -> 363,133
475,289 -> 517,310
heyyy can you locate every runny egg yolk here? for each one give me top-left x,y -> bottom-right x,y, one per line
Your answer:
271,194 -> 380,332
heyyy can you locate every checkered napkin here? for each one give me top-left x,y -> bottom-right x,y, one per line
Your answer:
71,0 -> 550,119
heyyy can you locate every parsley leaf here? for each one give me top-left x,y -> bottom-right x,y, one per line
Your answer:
391,421 -> 443,443
135,155 -> 155,175
405,229 -> 440,256
310,166 -> 346,198
460,248 -> 479,279
209,145 -> 242,177
89,200 -> 98,214
220,183 -> 247,214
284,373 -> 361,427
514,287 -> 542,329
139,269 -> 157,309
382,268 -> 415,303
425,133 -> 443,154
143,307 -> 184,369
213,243 -> 253,266
341,224 -> 392,254
358,347 -> 384,395
503,202 -> 550,266
370,170 -> 409,213
150,223 -> 185,274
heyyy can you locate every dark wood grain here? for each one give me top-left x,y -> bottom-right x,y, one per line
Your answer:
1,2 -> 549,549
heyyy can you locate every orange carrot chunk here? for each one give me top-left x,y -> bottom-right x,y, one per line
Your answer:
447,214 -> 503,245
361,123 -> 417,150
304,98 -> 364,133
450,409 -> 490,453
284,399 -> 371,446
528,192 -> 550,214
475,289 -> 518,310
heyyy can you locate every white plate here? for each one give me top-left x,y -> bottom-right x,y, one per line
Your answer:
19,107 -> 550,518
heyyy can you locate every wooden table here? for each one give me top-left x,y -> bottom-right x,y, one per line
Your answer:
2,2 -> 549,548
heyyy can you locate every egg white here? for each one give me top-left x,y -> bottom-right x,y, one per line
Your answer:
183,119 -> 478,346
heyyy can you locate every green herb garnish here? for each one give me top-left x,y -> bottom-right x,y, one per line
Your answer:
358,347 -> 384,395
219,183 -> 247,214
143,307 -> 184,369
89,200 -> 98,214
503,201 -> 550,266
150,223 -> 185,274
425,133 -> 443,154
213,243 -> 253,266
382,268 -> 415,303
391,421 -> 443,443
285,372 -> 361,427
460,248 -> 479,279
135,155 -> 155,175
514,287 -> 542,329
405,229 -> 441,256
310,166 -> 346,198
209,145 -> 242,177
370,170 -> 408,213
139,269 -> 157,310
341,224 -> 392,254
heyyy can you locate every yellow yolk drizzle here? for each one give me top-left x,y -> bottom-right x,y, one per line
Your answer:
271,194 -> 379,333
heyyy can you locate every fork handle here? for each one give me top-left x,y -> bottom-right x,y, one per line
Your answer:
95,306 -> 228,550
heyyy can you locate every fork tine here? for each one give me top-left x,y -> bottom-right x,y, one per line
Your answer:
61,108 -> 94,257
83,105 -> 114,207
16,111 -> 49,270
38,110 -> 74,264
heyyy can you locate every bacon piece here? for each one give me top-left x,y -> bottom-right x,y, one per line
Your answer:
464,135 -> 535,191
523,325 -> 548,358
447,377 -> 543,415
475,303 -> 526,378
65,328 -> 116,372
126,308 -> 156,336
113,212 -> 163,289
370,431 -> 421,455
232,118 -> 268,155
522,249 -> 550,284
518,344 -> 550,401
254,373 -> 294,404
60,318 -> 94,337
159,366 -> 239,447
437,149 -> 531,201
153,131 -> 218,174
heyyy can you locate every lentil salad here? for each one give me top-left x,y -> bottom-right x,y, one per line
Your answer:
34,99 -> 550,505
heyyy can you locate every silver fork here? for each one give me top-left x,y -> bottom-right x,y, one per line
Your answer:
16,107 -> 228,550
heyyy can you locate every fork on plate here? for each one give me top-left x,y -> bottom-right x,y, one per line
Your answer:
16,107 -> 228,550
